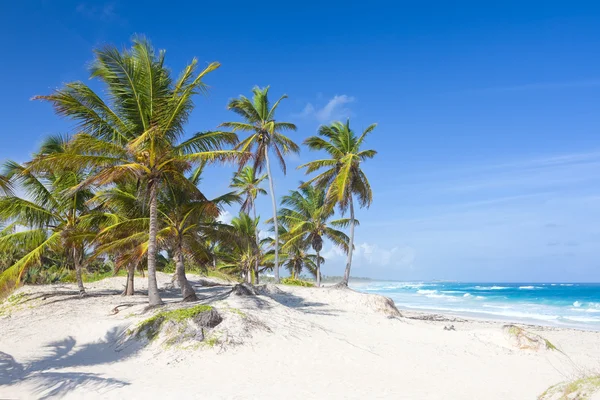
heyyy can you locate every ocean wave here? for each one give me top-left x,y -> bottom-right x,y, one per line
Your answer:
560,284 -> 574,286
417,289 -> 438,295
518,286 -> 543,290
424,293 -> 461,301
560,316 -> 600,323
573,301 -> 582,307
471,286 -> 509,290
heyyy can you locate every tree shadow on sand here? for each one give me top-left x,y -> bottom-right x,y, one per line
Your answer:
0,326 -> 141,399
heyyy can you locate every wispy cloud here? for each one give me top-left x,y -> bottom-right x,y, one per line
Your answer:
76,2 -> 119,21
295,95 -> 355,123
321,243 -> 415,269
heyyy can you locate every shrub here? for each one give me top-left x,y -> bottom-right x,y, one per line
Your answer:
281,277 -> 315,287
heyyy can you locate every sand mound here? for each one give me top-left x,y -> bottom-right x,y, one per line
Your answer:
503,325 -> 558,351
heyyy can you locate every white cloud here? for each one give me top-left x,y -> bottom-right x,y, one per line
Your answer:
257,230 -> 270,240
296,95 -> 355,123
217,210 -> 233,224
321,243 -> 415,269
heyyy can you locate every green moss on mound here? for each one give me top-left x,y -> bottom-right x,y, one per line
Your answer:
136,305 -> 213,341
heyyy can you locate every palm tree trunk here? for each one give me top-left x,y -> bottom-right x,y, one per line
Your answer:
316,251 -> 321,287
252,204 -> 260,285
73,247 -> 85,295
176,241 -> 197,302
264,147 -> 279,283
341,197 -> 355,286
147,181 -> 163,305
124,263 -> 135,295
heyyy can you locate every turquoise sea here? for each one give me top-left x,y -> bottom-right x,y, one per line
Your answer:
351,281 -> 600,330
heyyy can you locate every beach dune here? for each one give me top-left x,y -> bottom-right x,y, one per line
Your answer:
1,273 -> 600,399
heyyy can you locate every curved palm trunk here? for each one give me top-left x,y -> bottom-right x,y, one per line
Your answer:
341,197 -> 355,286
175,242 -> 197,302
73,247 -> 85,295
252,204 -> 260,285
147,182 -> 163,305
124,264 -> 135,296
264,147 -> 279,283
316,251 -> 321,287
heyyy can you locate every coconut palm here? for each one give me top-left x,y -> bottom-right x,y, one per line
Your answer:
0,175 -> 13,195
91,182 -> 148,296
220,212 -> 261,283
0,136 -> 98,296
32,37 -> 238,305
230,166 -> 267,283
299,120 -> 377,286
282,246 -> 322,280
279,185 -> 350,287
220,86 -> 299,283
94,177 -> 237,301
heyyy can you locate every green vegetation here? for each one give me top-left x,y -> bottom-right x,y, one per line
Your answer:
539,375 -> 600,400
281,277 -> 315,287
136,305 -> 213,341
300,121 -> 377,286
0,36 -> 377,302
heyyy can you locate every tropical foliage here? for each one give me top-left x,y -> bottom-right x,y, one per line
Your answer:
0,37 -> 377,301
300,120 -> 377,286
221,86 -> 299,283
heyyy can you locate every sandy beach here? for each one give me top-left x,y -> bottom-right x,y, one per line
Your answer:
1,273 -> 600,400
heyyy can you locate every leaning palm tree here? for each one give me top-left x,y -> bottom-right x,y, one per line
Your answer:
299,120 -> 377,286
279,185 -> 350,287
0,136 -> 98,296
220,86 -> 299,282
32,37 -> 238,305
230,166 -> 267,283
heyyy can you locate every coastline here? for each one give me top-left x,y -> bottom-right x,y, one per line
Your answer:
351,280 -> 600,332
1,273 -> 600,399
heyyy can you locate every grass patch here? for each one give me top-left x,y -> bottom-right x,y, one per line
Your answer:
539,375 -> 600,399
7,292 -> 27,305
204,270 -> 240,283
228,307 -> 246,318
205,335 -> 219,347
281,277 -> 315,287
135,305 -> 213,341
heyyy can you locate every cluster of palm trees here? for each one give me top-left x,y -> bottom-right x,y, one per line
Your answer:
0,37 -> 377,304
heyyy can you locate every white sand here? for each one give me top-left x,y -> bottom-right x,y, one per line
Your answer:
1,273 -> 600,399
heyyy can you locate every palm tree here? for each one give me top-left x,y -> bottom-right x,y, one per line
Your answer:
230,166 -> 267,283
0,175 -> 13,195
282,246 -> 322,280
0,136 -> 98,295
279,185 -> 350,287
220,212 -> 261,283
32,37 -> 238,305
221,86 -> 299,283
299,120 -> 377,286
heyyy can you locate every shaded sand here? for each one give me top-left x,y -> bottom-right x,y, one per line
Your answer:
1,273 -> 600,399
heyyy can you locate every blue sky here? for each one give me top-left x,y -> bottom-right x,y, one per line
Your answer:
2,1 -> 600,281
